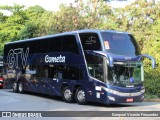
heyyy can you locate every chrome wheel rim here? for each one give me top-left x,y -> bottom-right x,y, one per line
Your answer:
19,83 -> 22,92
13,83 -> 17,91
64,89 -> 72,101
77,90 -> 85,102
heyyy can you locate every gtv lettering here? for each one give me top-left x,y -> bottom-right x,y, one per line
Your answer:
7,48 -> 29,68
45,55 -> 65,63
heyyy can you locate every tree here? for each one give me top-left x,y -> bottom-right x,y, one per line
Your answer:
0,4 -> 27,55
17,22 -> 38,40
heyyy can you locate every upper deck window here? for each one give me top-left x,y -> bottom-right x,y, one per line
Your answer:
101,32 -> 141,56
79,33 -> 102,51
61,35 -> 79,54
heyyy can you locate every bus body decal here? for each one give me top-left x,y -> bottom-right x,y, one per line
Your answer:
7,47 -> 29,68
45,55 -> 65,63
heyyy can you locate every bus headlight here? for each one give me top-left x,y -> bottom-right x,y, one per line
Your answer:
101,86 -> 118,95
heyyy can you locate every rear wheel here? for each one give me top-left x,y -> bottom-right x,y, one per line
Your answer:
75,87 -> 87,105
62,87 -> 75,103
13,81 -> 18,93
18,81 -> 24,94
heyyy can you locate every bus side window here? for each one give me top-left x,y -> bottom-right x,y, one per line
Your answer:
27,40 -> 37,54
63,65 -> 83,80
79,33 -> 102,51
57,72 -> 63,79
48,65 -> 55,78
61,35 -> 79,54
37,39 -> 49,53
48,37 -> 62,53
34,65 -> 48,78
48,65 -> 62,79
85,54 -> 105,82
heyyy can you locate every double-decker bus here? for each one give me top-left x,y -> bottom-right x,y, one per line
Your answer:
3,29 -> 155,105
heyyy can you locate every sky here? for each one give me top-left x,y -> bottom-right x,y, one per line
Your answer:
0,0 -> 75,11
0,0 -> 137,15
0,0 -> 136,11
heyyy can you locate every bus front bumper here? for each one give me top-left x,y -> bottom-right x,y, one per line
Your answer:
107,93 -> 144,104
101,86 -> 145,104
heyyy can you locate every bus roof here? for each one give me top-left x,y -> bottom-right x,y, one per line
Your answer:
5,29 -> 130,45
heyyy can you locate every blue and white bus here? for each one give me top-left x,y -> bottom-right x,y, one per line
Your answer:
3,29 -> 156,105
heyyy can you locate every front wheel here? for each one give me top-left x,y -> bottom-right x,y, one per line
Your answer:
62,87 -> 75,103
75,87 -> 87,105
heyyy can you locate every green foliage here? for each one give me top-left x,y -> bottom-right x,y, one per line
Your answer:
17,22 -> 38,40
0,12 -> 7,23
0,0 -> 159,96
144,92 -> 159,99
144,67 -> 160,97
0,4 -> 25,15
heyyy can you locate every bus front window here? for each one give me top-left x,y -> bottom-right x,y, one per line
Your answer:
108,62 -> 144,86
101,32 -> 141,56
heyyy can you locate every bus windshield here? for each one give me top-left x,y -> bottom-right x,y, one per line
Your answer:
108,62 -> 144,86
101,32 -> 141,56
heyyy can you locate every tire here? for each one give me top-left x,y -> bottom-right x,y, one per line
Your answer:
75,87 -> 87,105
62,87 -> 75,103
18,81 -> 24,94
0,86 -> 3,89
13,81 -> 18,93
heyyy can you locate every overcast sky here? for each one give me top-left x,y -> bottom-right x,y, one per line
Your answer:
0,0 -> 75,11
0,0 -> 137,15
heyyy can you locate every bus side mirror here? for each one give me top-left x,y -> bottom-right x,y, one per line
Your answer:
107,54 -> 114,67
142,54 -> 156,69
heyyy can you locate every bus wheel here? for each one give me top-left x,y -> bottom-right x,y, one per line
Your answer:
13,82 -> 18,93
62,87 -> 75,103
75,87 -> 87,105
18,81 -> 24,94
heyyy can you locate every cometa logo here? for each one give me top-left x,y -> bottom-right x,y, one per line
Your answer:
45,55 -> 65,63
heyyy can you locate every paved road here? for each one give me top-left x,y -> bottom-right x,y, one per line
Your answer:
0,89 -> 160,120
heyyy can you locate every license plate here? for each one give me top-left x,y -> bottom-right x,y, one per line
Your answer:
126,98 -> 133,102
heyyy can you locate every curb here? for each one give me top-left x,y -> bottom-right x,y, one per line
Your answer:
144,99 -> 160,102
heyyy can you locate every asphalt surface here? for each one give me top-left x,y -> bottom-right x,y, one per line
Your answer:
0,89 -> 160,120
